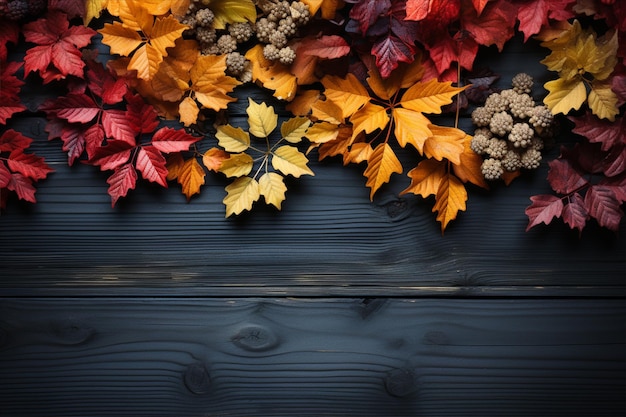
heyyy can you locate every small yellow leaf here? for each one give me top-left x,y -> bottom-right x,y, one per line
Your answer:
209,0 -> 257,30
259,172 -> 287,209
543,78 -> 587,115
215,125 -> 251,152
400,78 -> 466,114
321,73 -> 371,118
305,121 -> 340,145
401,159 -> 446,198
224,176 -> 260,217
178,157 -> 206,201
392,107 -> 432,152
423,125 -> 466,165
311,99 -> 344,124
588,81 -> 619,121
363,142 -> 403,200
247,99 -> 278,138
281,117 -> 311,144
179,97 -> 199,127
85,0 -> 109,25
592,29 -> 618,80
350,102 -> 389,139
219,153 -> 254,177
202,148 -> 229,172
432,174 -> 467,232
272,146 -> 315,177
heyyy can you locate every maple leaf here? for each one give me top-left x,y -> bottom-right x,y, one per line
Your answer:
0,62 -> 26,125
22,11 -> 96,83
515,0 -> 575,42
525,194 -> 564,231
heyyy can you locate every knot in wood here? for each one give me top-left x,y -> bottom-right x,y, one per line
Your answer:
384,368 -> 418,398
383,198 -> 409,220
51,319 -> 95,345
231,324 -> 279,352
184,362 -> 211,395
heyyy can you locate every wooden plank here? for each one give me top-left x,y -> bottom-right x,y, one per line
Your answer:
1,298 -> 624,416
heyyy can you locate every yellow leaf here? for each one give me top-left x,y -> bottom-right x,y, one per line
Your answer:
321,73 -> 370,118
245,45 -> 297,101
423,125 -> 466,165
344,142 -> 373,165
215,125 -> 251,152
178,157 -> 206,201
202,148 -> 229,172
247,99 -> 278,138
219,153 -> 254,177
392,107 -> 432,152
85,0 -> 108,25
281,117 -> 311,144
285,90 -> 320,116
432,174 -> 467,232
166,153 -> 184,180
400,159 -> 446,198
128,43 -> 163,80
259,172 -> 287,209
305,121 -> 340,145
191,55 -> 240,111
311,99 -> 344,124
209,0 -> 257,30
363,142 -> 403,200
135,0 -> 189,16
302,0 -> 344,19
543,78 -> 587,115
179,96 -> 199,126
400,78 -> 465,114
591,29 -> 618,80
100,22 -> 143,56
223,176 -> 260,217
317,126 -> 354,160
452,135 -> 489,189
272,146 -> 314,177
350,102 -> 389,138
117,0 -> 152,32
147,15 -> 188,58
588,80 -> 619,121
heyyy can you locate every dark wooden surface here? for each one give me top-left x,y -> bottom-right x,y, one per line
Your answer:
0,34 -> 625,416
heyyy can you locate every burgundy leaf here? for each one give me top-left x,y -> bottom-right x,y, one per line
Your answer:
6,173 -> 37,203
107,163 -> 137,207
562,142 -> 605,175
349,0 -> 391,35
570,112 -> 625,151
547,158 -> 589,195
525,194 -> 564,231
0,162 -> 11,188
562,193 -> 588,234
584,185 -> 624,232
59,125 -> 86,165
603,143 -> 626,178
599,173 -> 626,203
372,35 -> 415,78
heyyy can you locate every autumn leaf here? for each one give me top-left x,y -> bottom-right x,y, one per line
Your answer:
432,174 -> 468,232
401,158 -> 446,198
0,62 -> 27,124
247,98 -> 278,138
223,176 -> 260,217
562,192 -> 588,233
281,117 -> 311,144
245,44 -> 297,101
169,155 -> 206,201
202,148 -> 229,172
272,146 -> 314,178
0,20 -> 19,62
215,125 -> 251,153
585,185 -> 624,231
525,194 -> 564,231
259,172 -> 287,209
363,143 -> 403,200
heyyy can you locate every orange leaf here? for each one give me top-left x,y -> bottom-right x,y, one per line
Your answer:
432,174 -> 467,232
166,152 -> 184,181
245,44 -> 297,101
344,141 -> 373,165
317,126 -> 353,160
400,78 -> 466,114
423,125 -> 466,165
401,159 -> 446,198
202,148 -> 229,172
178,156 -> 206,201
363,142 -> 403,200
178,96 -> 199,126
365,55 -> 425,100
191,54 -> 240,111
311,99 -> 344,124
321,73 -> 370,118
392,107 -> 432,152
286,90 -> 320,116
452,134 -> 489,189
350,102 -> 389,138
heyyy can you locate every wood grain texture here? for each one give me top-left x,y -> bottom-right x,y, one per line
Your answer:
1,298 -> 624,417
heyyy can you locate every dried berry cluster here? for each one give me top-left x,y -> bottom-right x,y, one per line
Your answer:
178,0 -> 310,81
0,0 -> 45,21
470,73 -> 555,181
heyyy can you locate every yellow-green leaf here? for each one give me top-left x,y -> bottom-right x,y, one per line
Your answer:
363,142 -> 403,200
543,78 -> 587,115
272,146 -> 314,178
224,176 -> 260,217
400,79 -> 466,114
281,117 -> 311,144
259,172 -> 287,209
215,125 -> 251,152
588,81 -> 619,121
247,98 -> 278,138
219,153 -> 254,177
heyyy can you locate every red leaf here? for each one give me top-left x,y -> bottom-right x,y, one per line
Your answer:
562,142 -> 605,175
125,93 -> 160,134
562,192 -> 588,233
0,130 -> 33,153
86,61 -> 128,105
372,35 -> 415,78
525,194 -> 564,231
102,109 -> 138,144
48,0 -> 85,19
0,20 -> 19,61
349,0 -> 391,34
136,146 -> 168,187
472,0 -> 489,15
6,173 -> 37,203
59,125 -> 86,165
23,45 -> 53,78
0,103 -> 27,125
603,144 -> 626,178
0,162 -> 11,188
547,158 -> 588,195
300,36 -> 351,59
0,61 -> 25,102
106,163 -> 137,207
570,112 -> 625,151
54,93 -> 101,123
151,127 -> 201,153
584,185 -> 624,231
406,0 -> 460,26
461,0 -> 517,51
7,150 -> 55,180
88,140 -> 134,171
